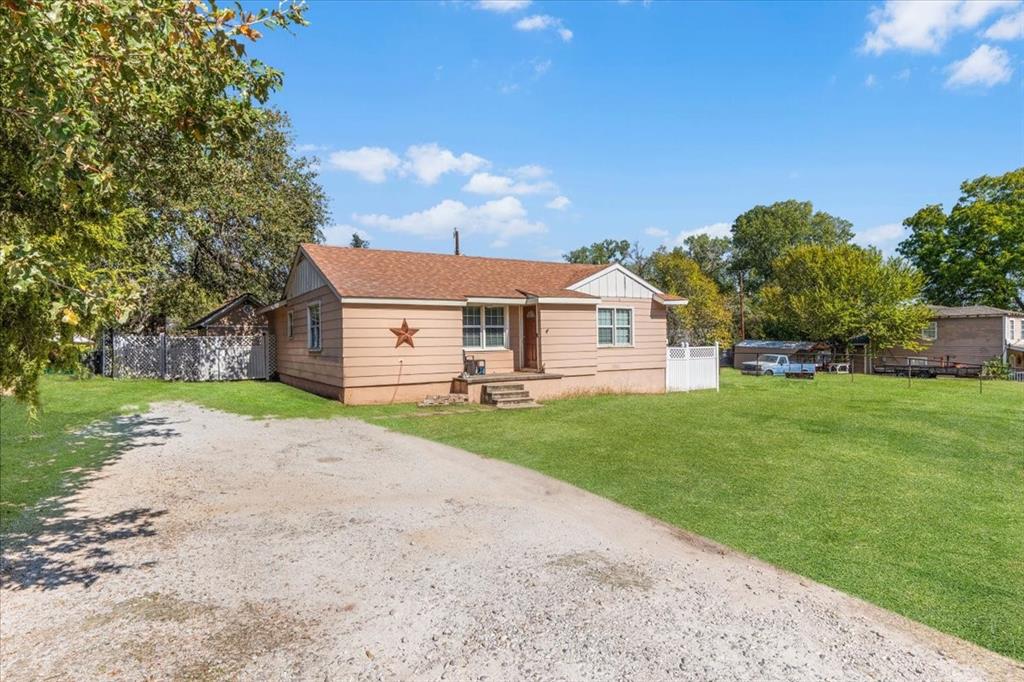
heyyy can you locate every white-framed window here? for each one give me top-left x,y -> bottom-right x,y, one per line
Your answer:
287,311 -> 294,338
307,302 -> 321,351
922,320 -> 937,341
463,305 -> 506,349
1010,318 -> 1017,339
598,307 -> 633,346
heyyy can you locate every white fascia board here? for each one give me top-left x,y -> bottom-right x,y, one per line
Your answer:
566,262 -> 665,295
655,296 -> 689,307
340,297 -> 466,307
465,297 -> 528,305
528,296 -> 601,306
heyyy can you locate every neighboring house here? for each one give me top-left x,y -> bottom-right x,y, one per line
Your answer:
259,244 -> 687,404
732,340 -> 832,369
186,293 -> 267,336
876,305 -> 1024,369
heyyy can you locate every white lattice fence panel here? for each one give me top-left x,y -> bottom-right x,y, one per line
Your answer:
666,345 -> 719,392
112,335 -> 163,378
107,333 -> 271,381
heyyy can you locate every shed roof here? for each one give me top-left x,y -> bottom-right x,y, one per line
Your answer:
734,340 -> 823,351
928,304 -> 1023,318
186,293 -> 264,330
300,244 -> 626,301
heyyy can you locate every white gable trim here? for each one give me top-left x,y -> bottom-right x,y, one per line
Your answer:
566,263 -> 664,298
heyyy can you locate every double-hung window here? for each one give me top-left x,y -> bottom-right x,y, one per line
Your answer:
307,303 -> 321,351
598,307 -> 632,346
922,320 -> 937,342
463,306 -> 506,349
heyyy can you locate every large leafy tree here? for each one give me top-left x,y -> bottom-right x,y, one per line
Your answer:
1,0 -> 307,404
730,200 -> 854,292
564,239 -> 633,266
135,112 -> 327,329
760,244 -> 932,351
898,168 -> 1024,310
651,249 -> 733,347
682,233 -> 733,292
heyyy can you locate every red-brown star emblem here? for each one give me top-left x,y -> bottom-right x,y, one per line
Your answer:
389,319 -> 418,348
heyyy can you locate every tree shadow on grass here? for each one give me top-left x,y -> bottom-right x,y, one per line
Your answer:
1,414 -> 181,590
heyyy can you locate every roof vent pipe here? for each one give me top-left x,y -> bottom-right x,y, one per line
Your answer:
454,227 -> 461,255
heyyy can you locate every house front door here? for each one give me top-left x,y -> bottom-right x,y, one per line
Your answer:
523,306 -> 538,369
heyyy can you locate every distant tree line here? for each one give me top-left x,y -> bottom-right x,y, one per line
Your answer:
565,167 -> 1022,353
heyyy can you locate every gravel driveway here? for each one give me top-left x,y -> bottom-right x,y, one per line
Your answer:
1,403 -> 1020,681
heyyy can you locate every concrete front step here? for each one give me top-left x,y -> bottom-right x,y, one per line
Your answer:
484,383 -> 526,393
481,383 -> 541,408
485,390 -> 530,400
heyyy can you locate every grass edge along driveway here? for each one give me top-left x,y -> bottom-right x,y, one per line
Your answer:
2,372 -> 1022,661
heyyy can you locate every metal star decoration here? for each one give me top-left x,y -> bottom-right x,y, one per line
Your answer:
389,318 -> 418,348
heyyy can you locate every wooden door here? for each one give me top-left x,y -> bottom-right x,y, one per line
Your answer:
523,306 -> 538,369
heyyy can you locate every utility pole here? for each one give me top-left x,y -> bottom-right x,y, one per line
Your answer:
453,227 -> 461,255
738,271 -> 746,340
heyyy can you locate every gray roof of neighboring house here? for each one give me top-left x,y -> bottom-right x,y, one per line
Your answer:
186,293 -> 265,330
734,340 -> 822,351
928,304 -> 1024,318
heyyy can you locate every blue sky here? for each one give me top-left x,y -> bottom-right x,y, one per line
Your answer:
250,0 -> 1023,260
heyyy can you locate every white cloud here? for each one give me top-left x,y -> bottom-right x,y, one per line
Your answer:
862,0 -> 1018,54
322,224 -> 371,246
532,58 -> 552,76
402,143 -> 489,184
354,196 -> 545,241
475,0 -> 531,12
546,195 -> 571,210
328,147 -> 401,182
667,222 -> 732,246
865,73 -> 878,87
895,67 -> 912,80
854,223 -> 907,253
644,227 -> 669,238
515,14 -> 574,42
984,9 -> 1024,38
462,171 -> 556,195
295,143 -> 325,153
513,164 -> 550,179
945,44 -> 1013,87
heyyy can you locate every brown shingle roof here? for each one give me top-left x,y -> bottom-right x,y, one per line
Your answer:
928,304 -> 1024,318
301,244 -> 608,300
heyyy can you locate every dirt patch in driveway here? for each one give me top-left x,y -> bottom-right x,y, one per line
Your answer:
2,403 -> 1021,681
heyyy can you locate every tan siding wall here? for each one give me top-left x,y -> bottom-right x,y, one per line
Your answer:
341,304 -> 464,389
464,349 -> 514,374
272,287 -> 342,387
597,298 -> 667,373
538,304 -> 598,377
881,316 -> 1005,366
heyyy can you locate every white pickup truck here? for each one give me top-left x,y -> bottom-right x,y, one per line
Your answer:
740,354 -> 816,377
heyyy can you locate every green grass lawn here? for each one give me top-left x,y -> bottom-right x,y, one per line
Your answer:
2,371 -> 1022,659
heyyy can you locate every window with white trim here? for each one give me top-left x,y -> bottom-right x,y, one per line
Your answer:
307,303 -> 321,351
287,311 -> 294,338
598,307 -> 632,346
463,306 -> 506,349
1010,319 -> 1017,339
922,320 -> 937,341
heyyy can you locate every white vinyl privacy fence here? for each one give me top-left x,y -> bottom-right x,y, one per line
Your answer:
666,344 -> 720,392
102,333 -> 275,381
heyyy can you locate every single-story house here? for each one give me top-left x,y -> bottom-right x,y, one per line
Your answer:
731,340 -> 832,369
259,244 -> 687,404
186,293 -> 267,336
875,304 -> 1024,370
